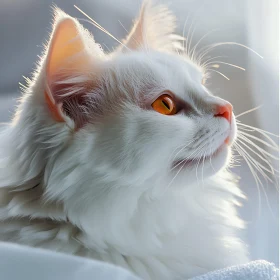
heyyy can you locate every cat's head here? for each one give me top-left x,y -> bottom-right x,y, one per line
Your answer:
1,2 -> 237,213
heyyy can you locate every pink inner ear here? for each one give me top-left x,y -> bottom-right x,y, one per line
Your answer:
47,19 -> 86,80
45,17 -> 93,127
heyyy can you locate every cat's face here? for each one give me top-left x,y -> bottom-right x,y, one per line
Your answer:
83,50 -> 236,190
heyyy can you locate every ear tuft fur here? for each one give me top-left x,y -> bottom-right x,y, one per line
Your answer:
121,0 -> 184,52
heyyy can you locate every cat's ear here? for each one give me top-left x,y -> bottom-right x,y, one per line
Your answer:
44,8 -> 103,129
121,1 -> 183,52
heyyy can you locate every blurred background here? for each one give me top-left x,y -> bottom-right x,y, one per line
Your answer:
0,0 -> 278,265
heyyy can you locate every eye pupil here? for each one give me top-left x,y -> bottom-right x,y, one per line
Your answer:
162,99 -> 170,110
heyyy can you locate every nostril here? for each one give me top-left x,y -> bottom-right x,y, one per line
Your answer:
214,104 -> 232,123
215,111 -> 230,120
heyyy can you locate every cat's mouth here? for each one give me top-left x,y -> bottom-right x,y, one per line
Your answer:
171,144 -> 226,170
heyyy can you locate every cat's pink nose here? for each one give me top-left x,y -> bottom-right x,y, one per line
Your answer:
214,103 -> 232,123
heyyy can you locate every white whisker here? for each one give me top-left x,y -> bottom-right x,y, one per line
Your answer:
201,151 -> 207,187
237,133 -> 278,162
185,19 -> 197,58
169,139 -> 196,164
197,42 -> 263,63
205,61 -> 246,71
190,28 -> 220,62
201,56 -> 227,68
238,130 -> 278,151
233,143 -> 262,216
208,69 -> 230,80
234,140 -> 278,217
170,142 -> 207,171
209,145 -> 216,172
236,137 -> 276,175
182,15 -> 191,54
235,105 -> 262,118
235,141 -> 274,183
168,143 -> 207,189
74,5 -> 131,51
237,121 -> 279,138
195,154 -> 202,186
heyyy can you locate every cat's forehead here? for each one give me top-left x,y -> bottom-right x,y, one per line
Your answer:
110,51 -> 204,99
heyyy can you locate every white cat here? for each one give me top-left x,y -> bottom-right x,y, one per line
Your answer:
0,2 -> 250,279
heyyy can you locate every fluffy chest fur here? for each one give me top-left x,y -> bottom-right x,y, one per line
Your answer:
0,167 -> 248,279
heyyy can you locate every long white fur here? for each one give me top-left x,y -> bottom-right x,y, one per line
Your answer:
0,2 -> 249,280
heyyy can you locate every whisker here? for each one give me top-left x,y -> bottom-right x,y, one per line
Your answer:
205,61 -> 246,71
170,142 -> 206,171
190,28 -> 220,62
236,137 -> 276,175
168,139 -> 196,166
238,130 -> 278,151
182,14 -> 191,54
186,21 -> 197,59
234,144 -> 262,184
201,151 -> 207,187
238,127 -> 279,150
197,42 -> 263,63
237,121 -> 279,138
235,105 -> 262,118
74,5 -> 131,51
233,143 -> 263,216
236,139 -> 278,185
209,145 -> 216,172
168,144 -> 207,188
208,69 -> 230,80
118,20 -> 130,36
235,141 -> 274,183
234,141 -> 278,216
201,55 -> 228,68
237,122 -> 279,159
195,152 -> 203,186
238,132 -> 278,157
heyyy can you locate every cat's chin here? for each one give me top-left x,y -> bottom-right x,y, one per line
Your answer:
171,143 -> 230,182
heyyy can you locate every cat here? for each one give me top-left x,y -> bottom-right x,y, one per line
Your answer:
0,1 -> 251,279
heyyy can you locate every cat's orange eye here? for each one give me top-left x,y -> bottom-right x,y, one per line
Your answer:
151,94 -> 177,115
